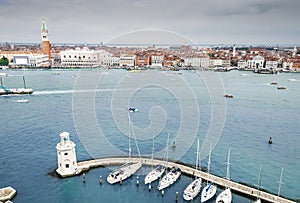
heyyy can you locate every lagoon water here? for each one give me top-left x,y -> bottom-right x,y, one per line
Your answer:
0,69 -> 299,202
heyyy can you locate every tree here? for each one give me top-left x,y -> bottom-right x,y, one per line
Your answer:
0,56 -> 9,66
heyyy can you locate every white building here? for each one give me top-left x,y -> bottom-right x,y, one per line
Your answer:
9,54 -> 50,67
209,59 -> 223,67
265,60 -> 278,69
60,47 -> 110,68
119,55 -> 135,67
102,55 -> 120,66
183,57 -> 209,68
247,55 -> 264,69
151,55 -> 164,67
237,60 -> 247,69
56,132 -> 80,177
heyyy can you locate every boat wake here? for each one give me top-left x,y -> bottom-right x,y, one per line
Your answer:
33,89 -> 121,95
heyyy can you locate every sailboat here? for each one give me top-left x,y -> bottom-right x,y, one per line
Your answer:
158,134 -> 181,191
215,148 -> 232,203
0,75 -> 33,96
107,115 -> 142,184
201,144 -> 217,202
183,139 -> 202,201
144,136 -> 166,185
254,165 -> 262,203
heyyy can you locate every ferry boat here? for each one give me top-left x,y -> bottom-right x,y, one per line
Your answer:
157,167 -> 181,190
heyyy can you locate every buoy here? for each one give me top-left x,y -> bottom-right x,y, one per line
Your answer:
269,137 -> 273,144
162,190 -> 164,196
136,176 -> 139,186
99,175 -> 102,185
120,177 -> 123,185
176,191 -> 178,202
172,141 -> 176,148
83,173 -> 86,183
148,184 -> 151,191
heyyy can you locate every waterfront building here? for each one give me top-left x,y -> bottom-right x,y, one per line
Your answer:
247,55 -> 264,69
237,60 -> 247,69
102,55 -> 120,67
209,58 -> 223,68
135,53 -> 150,67
151,55 -> 164,67
183,57 -> 209,68
9,54 -> 50,67
41,19 -> 51,61
56,132 -> 79,177
265,58 -> 279,70
60,47 -> 106,68
119,55 -> 136,67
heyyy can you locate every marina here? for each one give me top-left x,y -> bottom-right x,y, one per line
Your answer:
74,157 -> 295,203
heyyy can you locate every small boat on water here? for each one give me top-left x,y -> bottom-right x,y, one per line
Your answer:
224,94 -> 233,98
277,86 -> 287,90
216,148 -> 232,203
183,139 -> 202,201
270,82 -> 278,85
128,107 -> 138,112
201,144 -> 217,202
16,99 -> 29,103
107,115 -> 142,184
288,78 -> 297,81
158,166 -> 181,190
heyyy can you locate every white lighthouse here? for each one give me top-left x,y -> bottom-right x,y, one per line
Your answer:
56,132 -> 80,177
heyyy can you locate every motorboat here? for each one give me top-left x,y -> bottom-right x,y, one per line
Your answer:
144,165 -> 165,184
183,139 -> 202,201
277,86 -> 287,90
128,107 -> 138,112
107,161 -> 142,184
224,94 -> 233,98
158,167 -> 181,190
16,99 -> 29,103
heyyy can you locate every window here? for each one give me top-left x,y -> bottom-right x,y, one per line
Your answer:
65,164 -> 69,168
64,152 -> 68,156
69,55 -> 71,58
64,55 -> 66,58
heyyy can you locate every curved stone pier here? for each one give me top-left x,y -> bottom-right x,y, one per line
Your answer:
72,157 -> 295,203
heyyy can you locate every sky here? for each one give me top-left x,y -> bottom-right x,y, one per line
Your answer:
0,0 -> 300,45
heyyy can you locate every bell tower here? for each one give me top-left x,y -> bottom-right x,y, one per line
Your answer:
56,132 -> 80,177
41,19 -> 51,60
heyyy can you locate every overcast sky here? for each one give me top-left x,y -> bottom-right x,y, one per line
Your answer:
1,0 -> 300,45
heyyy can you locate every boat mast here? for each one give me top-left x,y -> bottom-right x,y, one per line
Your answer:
23,76 -> 27,89
195,139 -> 200,171
0,77 -> 2,86
277,168 -> 284,196
207,144 -> 212,184
165,133 -> 170,173
226,148 -> 231,181
128,114 -> 132,162
151,133 -> 154,170
257,165 -> 262,199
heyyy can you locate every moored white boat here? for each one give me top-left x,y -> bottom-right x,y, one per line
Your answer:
254,199 -> 261,203
200,144 -> 217,202
107,161 -> 142,184
16,99 -> 29,103
216,148 -> 232,203
201,182 -> 217,202
183,177 -> 202,201
158,167 -> 181,190
144,165 -> 165,184
215,188 -> 232,203
183,139 -> 202,201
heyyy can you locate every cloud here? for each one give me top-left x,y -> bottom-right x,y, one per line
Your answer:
0,0 -> 300,44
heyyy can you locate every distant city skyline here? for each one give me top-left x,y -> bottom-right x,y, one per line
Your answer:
0,0 -> 300,45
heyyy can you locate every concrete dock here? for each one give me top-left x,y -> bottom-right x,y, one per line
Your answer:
75,157 -> 295,203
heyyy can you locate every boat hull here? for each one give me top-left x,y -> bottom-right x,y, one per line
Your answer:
216,188 -> 232,203
200,183 -> 217,202
183,178 -> 202,201
107,162 -> 142,184
158,167 -> 181,190
144,165 -> 165,184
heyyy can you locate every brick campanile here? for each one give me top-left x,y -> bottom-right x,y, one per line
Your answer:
41,19 -> 51,60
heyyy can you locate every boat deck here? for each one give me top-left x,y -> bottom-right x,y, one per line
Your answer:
75,157 -> 295,203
